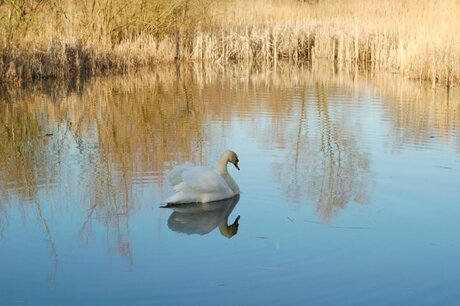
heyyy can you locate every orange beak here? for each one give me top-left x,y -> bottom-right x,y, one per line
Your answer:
234,162 -> 240,171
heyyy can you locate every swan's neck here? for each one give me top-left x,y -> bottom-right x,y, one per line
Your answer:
217,156 -> 229,175
217,153 -> 239,194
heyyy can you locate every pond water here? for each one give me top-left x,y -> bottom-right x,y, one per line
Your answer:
0,64 -> 459,305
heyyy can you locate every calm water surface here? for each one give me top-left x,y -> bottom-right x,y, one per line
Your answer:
0,65 -> 459,305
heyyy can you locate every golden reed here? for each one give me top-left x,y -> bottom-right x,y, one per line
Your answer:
0,0 -> 459,87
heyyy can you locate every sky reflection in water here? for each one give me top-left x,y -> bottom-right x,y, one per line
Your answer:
0,64 -> 459,305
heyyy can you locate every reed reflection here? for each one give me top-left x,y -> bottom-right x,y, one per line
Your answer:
266,80 -> 372,221
0,66 -> 213,263
0,95 -> 63,203
162,195 -> 241,238
0,63 -> 458,259
372,73 -> 460,149
0,94 -> 63,282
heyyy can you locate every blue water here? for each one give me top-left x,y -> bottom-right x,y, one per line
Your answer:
0,68 -> 459,305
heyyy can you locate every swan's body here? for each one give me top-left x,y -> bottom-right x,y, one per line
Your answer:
165,150 -> 240,204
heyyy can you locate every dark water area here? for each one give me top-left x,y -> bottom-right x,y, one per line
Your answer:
0,64 -> 459,305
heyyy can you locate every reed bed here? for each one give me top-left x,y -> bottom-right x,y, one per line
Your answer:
0,0 -> 459,86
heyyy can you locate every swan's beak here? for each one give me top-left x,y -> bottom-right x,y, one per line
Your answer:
233,162 -> 240,171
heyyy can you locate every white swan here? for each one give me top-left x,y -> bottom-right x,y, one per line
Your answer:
165,150 -> 240,203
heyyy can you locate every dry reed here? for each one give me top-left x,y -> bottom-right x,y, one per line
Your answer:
0,0 -> 459,86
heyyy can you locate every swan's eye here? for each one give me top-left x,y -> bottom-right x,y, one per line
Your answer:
235,157 -> 239,163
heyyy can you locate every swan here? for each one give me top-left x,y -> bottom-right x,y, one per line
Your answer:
164,150 -> 240,204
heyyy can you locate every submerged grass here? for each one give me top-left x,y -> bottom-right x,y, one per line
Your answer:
0,0 -> 459,86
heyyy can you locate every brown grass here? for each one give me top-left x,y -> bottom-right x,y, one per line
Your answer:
0,0 -> 459,86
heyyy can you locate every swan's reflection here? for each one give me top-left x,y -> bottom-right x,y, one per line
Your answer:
162,195 -> 240,238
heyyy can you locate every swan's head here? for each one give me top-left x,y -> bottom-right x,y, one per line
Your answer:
225,150 -> 240,171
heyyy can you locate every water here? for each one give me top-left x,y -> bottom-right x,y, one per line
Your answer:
0,65 -> 459,305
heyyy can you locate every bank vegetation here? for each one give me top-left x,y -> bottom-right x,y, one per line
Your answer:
0,0 -> 459,87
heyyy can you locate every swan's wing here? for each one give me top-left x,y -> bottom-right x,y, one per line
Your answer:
179,166 -> 230,194
166,162 -> 194,187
